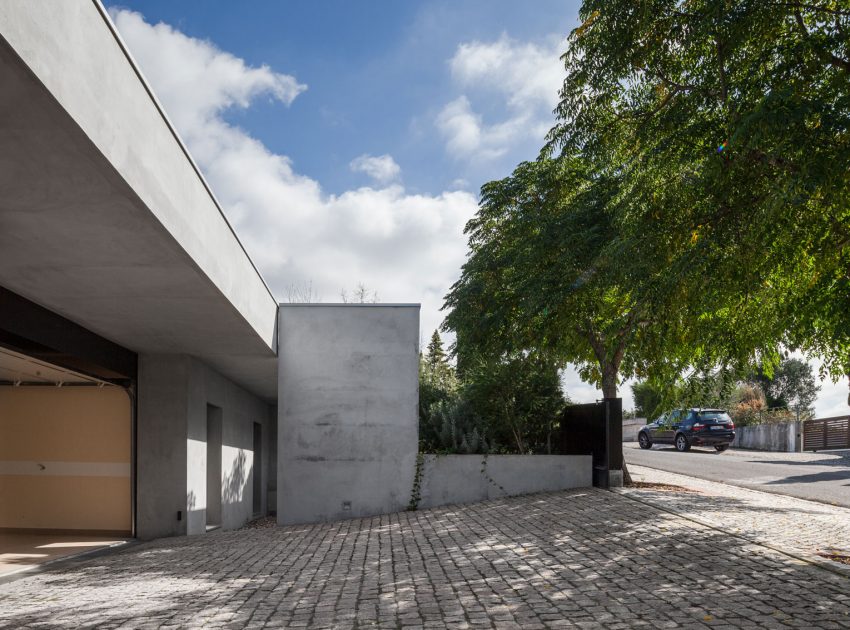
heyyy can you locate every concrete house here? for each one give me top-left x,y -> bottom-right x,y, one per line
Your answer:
1,3 -> 593,571
0,1 -> 419,545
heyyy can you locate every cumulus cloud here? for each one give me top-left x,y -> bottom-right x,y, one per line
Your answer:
349,154 -> 401,184
450,34 -> 564,109
436,96 -> 540,160
112,10 -> 306,140
111,9 -> 477,338
437,33 -> 564,161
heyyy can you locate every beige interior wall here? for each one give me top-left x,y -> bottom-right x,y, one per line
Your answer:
0,387 -> 131,532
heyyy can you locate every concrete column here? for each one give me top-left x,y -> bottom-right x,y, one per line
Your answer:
136,354 -> 190,540
277,304 -> 420,525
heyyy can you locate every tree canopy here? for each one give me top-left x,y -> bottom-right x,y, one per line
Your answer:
547,0 -> 850,380
444,1 -> 850,405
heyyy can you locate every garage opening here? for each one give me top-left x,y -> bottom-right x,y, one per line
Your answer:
0,346 -> 133,576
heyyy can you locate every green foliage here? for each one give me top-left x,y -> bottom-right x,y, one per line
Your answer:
443,158 -> 676,398
631,381 -> 664,419
457,355 -> 568,454
418,338 -> 568,454
546,0 -> 850,383
752,357 -> 821,412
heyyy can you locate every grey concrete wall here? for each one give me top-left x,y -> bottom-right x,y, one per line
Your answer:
137,354 -> 275,539
622,418 -> 646,442
416,455 -> 593,510
0,1 -> 278,352
732,421 -> 802,452
0,2 -> 279,401
137,355 -> 190,539
278,305 -> 420,525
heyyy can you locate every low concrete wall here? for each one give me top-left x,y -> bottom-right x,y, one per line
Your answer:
622,418 -> 646,442
732,421 -> 801,452
415,454 -> 592,510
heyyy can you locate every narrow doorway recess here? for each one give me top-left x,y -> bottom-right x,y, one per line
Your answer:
206,405 -> 222,531
252,422 -> 262,516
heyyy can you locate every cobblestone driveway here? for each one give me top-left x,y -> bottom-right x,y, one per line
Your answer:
623,464 -> 850,562
1,489 -> 849,629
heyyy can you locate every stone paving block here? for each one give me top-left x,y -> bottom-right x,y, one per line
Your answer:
0,488 -> 848,628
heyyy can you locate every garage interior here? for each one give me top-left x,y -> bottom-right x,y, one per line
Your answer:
0,289 -> 138,578
0,346 -> 133,578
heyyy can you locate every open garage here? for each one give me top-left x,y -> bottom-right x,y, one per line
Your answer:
0,295 -> 137,577
0,350 -> 132,535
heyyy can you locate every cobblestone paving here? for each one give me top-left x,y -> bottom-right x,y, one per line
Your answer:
1,489 -> 849,629
624,464 -> 850,559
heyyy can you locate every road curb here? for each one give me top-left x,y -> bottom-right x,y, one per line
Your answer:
613,488 -> 850,581
625,455 -> 850,510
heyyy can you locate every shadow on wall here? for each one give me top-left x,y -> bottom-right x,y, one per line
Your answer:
222,450 -> 250,506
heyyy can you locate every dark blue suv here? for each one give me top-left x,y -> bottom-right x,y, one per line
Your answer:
638,408 -> 736,452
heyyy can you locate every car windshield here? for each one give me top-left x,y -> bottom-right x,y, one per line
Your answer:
698,411 -> 731,422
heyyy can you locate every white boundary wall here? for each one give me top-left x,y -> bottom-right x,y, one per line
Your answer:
732,421 -> 802,452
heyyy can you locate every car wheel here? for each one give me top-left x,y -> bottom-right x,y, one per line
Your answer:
714,444 -> 729,452
675,434 -> 690,452
638,432 -> 652,449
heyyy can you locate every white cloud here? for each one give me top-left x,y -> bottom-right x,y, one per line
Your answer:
436,95 -> 541,160
111,10 -> 306,141
111,9 -> 477,339
450,34 -> 564,110
349,154 -> 401,184
437,34 -> 564,161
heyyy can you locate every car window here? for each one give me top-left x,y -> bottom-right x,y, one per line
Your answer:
698,411 -> 731,422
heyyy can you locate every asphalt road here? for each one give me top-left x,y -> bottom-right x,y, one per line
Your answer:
624,441 -> 850,508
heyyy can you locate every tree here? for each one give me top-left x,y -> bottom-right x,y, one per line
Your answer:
283,280 -> 320,303
631,381 -> 664,420
753,357 -> 821,413
425,330 -> 448,371
341,282 -> 378,303
547,0 -> 850,390
457,354 -> 567,454
443,158 -> 679,400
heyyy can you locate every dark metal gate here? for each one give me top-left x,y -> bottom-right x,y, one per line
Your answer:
803,415 -> 850,451
558,398 -> 623,488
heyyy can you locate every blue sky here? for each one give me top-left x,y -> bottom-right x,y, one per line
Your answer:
103,1 -> 849,415
109,1 -> 577,196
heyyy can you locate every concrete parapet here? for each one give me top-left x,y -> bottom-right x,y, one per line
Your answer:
414,454 -> 593,511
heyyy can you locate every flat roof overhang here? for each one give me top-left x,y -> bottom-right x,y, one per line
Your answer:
0,2 -> 278,400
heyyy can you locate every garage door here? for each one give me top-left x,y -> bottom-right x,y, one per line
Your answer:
0,349 -> 132,535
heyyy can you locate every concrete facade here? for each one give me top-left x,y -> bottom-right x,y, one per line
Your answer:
277,305 -> 420,525
0,0 -> 278,399
137,355 -> 274,539
732,421 -> 802,453
415,454 -> 593,510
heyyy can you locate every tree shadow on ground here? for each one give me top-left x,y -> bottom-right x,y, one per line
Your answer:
1,490 -> 849,628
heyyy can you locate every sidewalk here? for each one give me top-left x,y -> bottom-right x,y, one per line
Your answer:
622,464 -> 850,571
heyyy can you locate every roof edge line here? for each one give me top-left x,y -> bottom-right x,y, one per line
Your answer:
90,0 -> 278,307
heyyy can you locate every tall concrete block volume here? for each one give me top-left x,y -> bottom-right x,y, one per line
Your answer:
277,304 -> 420,525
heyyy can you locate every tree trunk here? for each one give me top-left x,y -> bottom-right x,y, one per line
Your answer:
599,360 -> 632,485
601,368 -> 618,399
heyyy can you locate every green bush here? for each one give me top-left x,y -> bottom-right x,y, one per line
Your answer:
418,332 -> 567,454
